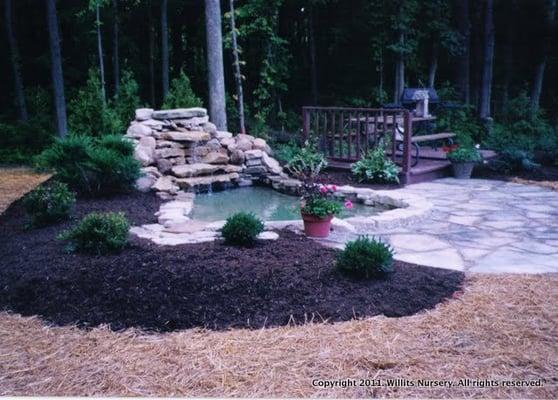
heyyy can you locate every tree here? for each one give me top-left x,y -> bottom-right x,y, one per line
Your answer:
501,0 -> 517,110
205,0 -> 227,130
161,0 -> 169,99
308,4 -> 318,104
45,0 -> 67,137
228,0 -> 246,133
4,0 -> 28,121
148,1 -> 156,107
478,0 -> 494,120
113,0 -> 120,96
530,0 -> 557,113
454,0 -> 471,104
89,0 -> 107,103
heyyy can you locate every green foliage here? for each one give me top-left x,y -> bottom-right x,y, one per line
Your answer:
23,181 -> 75,226
351,147 -> 400,183
68,68 -> 124,136
285,141 -> 327,179
336,236 -> 394,279
302,196 -> 342,219
35,134 -> 140,196
113,70 -> 142,125
446,146 -> 482,163
162,70 -> 203,109
274,141 -> 301,165
221,212 -> 265,246
59,212 -> 129,254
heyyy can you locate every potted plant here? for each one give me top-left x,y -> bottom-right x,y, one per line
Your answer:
445,145 -> 482,179
300,183 -> 353,238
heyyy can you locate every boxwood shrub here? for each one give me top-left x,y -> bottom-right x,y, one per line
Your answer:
221,212 -> 264,246
336,236 -> 394,279
23,181 -> 75,226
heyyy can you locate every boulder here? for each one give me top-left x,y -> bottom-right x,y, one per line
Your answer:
161,130 -> 210,142
202,151 -> 230,164
206,138 -> 222,151
136,175 -> 156,192
156,140 -> 185,149
223,164 -> 243,173
237,133 -> 255,141
152,176 -> 178,193
155,147 -> 186,159
174,116 -> 210,127
152,108 -> 207,120
156,158 -> 173,173
244,149 -> 263,159
245,166 -> 267,175
126,123 -> 152,138
262,152 -> 282,174
139,136 -> 156,150
192,145 -> 210,158
236,137 -> 253,151
252,138 -> 267,151
135,108 -> 154,121
140,166 -> 162,178
140,119 -> 165,129
216,131 -> 233,140
134,146 -> 155,166
171,163 -> 221,177
202,122 -> 217,135
230,149 -> 245,165
175,173 -> 240,189
245,158 -> 263,167
220,137 -> 235,147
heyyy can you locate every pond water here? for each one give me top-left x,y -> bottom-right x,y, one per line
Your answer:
189,186 -> 389,221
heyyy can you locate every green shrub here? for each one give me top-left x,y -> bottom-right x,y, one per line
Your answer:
23,181 -> 75,226
446,146 -> 482,163
162,70 -> 203,109
113,70 -> 142,124
351,147 -> 400,183
336,236 -> 394,279
285,141 -> 327,179
274,141 -> 301,165
35,134 -> 140,196
221,212 -> 264,246
68,68 -> 124,136
59,212 -> 129,254
485,131 -> 539,172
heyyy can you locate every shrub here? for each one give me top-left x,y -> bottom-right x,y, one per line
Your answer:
484,131 -> 539,172
446,146 -> 482,163
35,134 -> 140,196
351,147 -> 400,183
59,212 -> 129,254
113,70 -> 142,124
336,236 -> 394,279
221,212 -> 264,246
274,141 -> 301,165
162,70 -> 203,109
23,181 -> 75,226
285,141 -> 327,179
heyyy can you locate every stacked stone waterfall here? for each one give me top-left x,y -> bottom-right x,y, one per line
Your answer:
126,107 -> 284,197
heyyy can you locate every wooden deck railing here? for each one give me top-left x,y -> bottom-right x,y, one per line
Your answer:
302,106 -> 412,182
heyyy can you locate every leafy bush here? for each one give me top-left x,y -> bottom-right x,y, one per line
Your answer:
336,236 -> 394,279
274,140 -> 301,165
23,181 -> 75,226
113,70 -> 142,125
162,70 -> 203,109
285,141 -> 327,179
484,129 -> 539,173
68,68 -> 124,136
221,212 -> 264,246
351,147 -> 400,183
301,183 -> 344,218
446,146 -> 482,163
35,134 -> 140,196
58,212 -> 129,254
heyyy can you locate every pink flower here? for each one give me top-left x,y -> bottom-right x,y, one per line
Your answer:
319,185 -> 328,194
344,200 -> 353,209
300,200 -> 306,208
329,185 -> 337,192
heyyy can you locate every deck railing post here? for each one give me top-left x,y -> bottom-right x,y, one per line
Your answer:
402,109 -> 412,184
302,107 -> 310,143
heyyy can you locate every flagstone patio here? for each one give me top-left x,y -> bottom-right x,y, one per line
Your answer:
324,178 -> 558,274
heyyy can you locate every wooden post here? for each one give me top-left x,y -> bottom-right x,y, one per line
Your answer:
401,110 -> 412,184
302,107 -> 310,143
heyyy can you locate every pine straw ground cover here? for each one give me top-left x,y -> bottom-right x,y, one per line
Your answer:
0,274 -> 556,398
0,167 -> 50,213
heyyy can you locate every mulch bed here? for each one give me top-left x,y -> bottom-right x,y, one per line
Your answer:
0,189 -> 463,332
316,170 -> 403,190
473,163 -> 558,182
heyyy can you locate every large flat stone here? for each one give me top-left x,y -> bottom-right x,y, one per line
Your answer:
388,234 -> 451,252
161,131 -> 210,142
395,248 -> 465,271
171,163 -> 221,177
152,108 -> 208,120
175,173 -> 240,189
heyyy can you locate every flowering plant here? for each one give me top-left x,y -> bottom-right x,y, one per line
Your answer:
445,144 -> 482,163
300,181 -> 353,219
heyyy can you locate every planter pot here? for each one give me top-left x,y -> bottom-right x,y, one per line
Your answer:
301,212 -> 333,238
451,161 -> 476,179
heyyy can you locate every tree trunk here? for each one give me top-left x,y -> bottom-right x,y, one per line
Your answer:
229,0 -> 245,134
113,0 -> 120,96
148,4 -> 156,107
478,0 -> 494,120
471,0 -> 483,109
96,5 -> 106,103
161,0 -> 169,99
309,5 -> 318,105
501,4 -> 515,111
530,0 -> 556,113
4,0 -> 28,121
394,33 -> 405,105
204,0 -> 227,130
45,0 -> 67,137
428,43 -> 438,88
454,0 -> 471,104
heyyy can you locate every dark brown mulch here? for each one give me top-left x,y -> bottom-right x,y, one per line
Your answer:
0,191 -> 463,332
317,170 -> 403,190
473,164 -> 558,182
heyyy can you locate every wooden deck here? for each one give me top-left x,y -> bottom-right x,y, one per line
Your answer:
327,147 -> 497,184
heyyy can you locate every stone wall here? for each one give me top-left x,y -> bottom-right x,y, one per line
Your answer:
125,107 -> 285,198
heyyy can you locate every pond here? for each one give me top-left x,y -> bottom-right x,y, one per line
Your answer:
189,186 -> 389,221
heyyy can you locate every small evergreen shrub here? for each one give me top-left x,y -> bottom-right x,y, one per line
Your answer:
285,141 -> 327,179
113,70 -> 142,124
336,236 -> 394,279
221,212 -> 264,246
23,181 -> 75,226
162,70 -> 203,109
35,134 -> 140,196
351,147 -> 400,183
59,212 -> 129,254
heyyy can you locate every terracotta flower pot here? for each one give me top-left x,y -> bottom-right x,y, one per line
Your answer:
451,161 -> 475,179
301,212 -> 333,238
